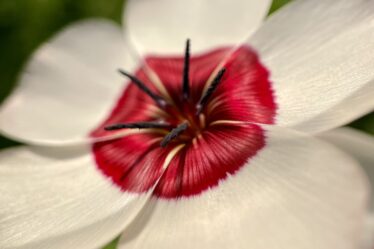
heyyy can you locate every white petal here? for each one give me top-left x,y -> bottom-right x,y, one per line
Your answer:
249,0 -> 374,133
0,146 -> 150,249
318,127 -> 374,249
117,126 -> 368,249
0,19 -> 137,145
124,0 -> 272,55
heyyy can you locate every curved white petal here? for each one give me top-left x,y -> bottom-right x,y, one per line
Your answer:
249,0 -> 374,133
0,146 -> 150,249
117,126 -> 369,249
0,19 -> 137,146
124,0 -> 272,55
318,127 -> 374,249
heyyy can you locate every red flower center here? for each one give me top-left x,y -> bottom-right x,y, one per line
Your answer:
91,44 -> 277,199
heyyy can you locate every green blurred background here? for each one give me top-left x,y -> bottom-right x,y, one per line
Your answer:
0,0 -> 373,248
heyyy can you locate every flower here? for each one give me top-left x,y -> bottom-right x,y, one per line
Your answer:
0,0 -> 373,248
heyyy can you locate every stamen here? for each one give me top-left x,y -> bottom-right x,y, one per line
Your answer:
209,120 -> 245,126
199,113 -> 206,129
196,68 -> 226,115
118,69 -> 168,108
160,122 -> 188,147
105,121 -> 171,131
182,39 -> 191,99
162,144 -> 185,170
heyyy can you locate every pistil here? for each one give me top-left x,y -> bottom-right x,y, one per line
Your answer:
107,40 -> 227,148
118,69 -> 168,108
196,68 -> 226,115
105,121 -> 171,131
182,39 -> 191,99
160,122 -> 188,147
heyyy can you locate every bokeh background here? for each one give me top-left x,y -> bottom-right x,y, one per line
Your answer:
0,0 -> 373,248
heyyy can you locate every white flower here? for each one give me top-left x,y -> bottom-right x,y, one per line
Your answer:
0,0 -> 373,249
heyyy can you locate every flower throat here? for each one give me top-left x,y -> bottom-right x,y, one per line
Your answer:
92,41 -> 276,198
